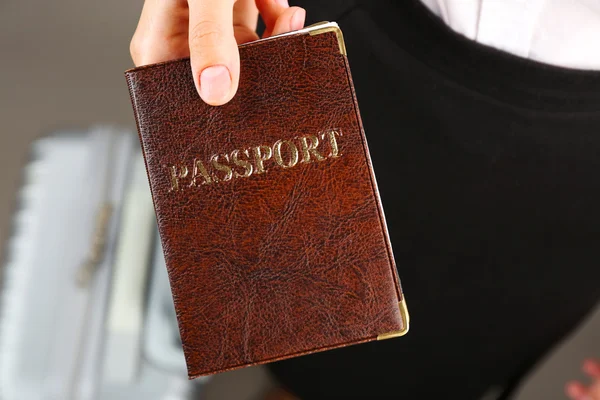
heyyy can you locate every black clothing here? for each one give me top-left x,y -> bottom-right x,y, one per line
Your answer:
268,1 -> 600,398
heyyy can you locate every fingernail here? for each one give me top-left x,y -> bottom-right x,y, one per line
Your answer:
291,8 -> 306,31
276,0 -> 289,7
199,65 -> 231,105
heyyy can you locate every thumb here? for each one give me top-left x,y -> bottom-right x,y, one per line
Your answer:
188,0 -> 239,105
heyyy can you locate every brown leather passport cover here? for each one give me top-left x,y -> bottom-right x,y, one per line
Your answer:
125,22 -> 408,378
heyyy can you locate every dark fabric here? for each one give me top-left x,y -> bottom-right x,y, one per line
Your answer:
268,1 -> 600,399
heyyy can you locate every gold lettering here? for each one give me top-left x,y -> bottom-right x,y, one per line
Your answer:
168,165 -> 188,192
299,135 -> 326,163
252,145 -> 272,174
273,139 -> 299,168
190,159 -> 212,187
322,129 -> 342,158
166,129 -> 342,192
231,149 -> 253,178
210,154 -> 233,182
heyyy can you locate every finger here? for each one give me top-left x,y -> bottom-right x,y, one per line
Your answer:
566,381 -> 592,400
584,360 -> 600,380
590,381 -> 600,400
130,0 -> 190,66
256,0 -> 289,38
233,0 -> 260,44
256,0 -> 288,29
270,6 -> 305,36
188,0 -> 238,105
234,0 -> 259,33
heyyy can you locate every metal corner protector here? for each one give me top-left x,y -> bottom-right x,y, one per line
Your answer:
307,22 -> 347,56
377,298 -> 410,340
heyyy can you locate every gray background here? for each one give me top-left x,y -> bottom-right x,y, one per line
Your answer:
0,0 -> 596,399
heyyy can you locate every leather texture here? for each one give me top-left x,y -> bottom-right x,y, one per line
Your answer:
125,27 -> 406,378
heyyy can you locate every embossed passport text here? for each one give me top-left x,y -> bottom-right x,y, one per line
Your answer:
125,22 -> 409,378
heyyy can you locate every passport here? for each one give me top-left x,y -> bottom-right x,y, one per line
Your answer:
125,22 -> 409,378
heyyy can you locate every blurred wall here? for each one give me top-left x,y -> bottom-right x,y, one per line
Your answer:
0,0 -> 143,255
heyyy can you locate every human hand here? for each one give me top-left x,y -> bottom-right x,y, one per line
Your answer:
130,0 -> 306,105
566,359 -> 600,400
